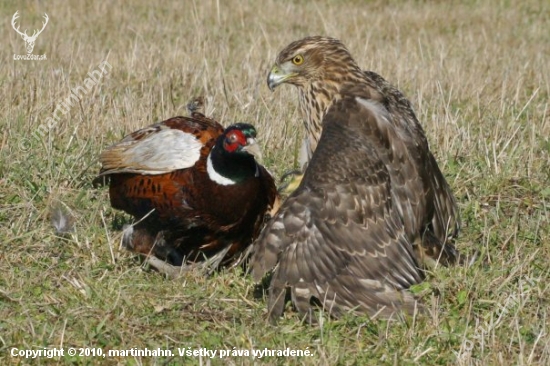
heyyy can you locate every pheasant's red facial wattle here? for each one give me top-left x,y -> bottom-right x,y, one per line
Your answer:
223,130 -> 247,153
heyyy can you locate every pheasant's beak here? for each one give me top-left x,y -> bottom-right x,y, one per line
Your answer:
242,138 -> 262,162
267,64 -> 296,91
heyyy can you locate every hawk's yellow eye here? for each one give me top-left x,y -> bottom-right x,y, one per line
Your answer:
292,55 -> 304,65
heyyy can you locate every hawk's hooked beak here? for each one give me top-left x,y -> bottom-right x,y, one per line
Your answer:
242,138 -> 262,162
267,64 -> 295,91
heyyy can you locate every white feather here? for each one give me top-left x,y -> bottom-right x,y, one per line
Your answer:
206,152 -> 236,185
103,129 -> 203,175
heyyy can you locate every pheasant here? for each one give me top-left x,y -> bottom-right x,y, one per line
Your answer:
98,112 -> 278,275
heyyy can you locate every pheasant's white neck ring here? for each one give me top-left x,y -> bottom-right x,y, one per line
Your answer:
207,153 -> 237,185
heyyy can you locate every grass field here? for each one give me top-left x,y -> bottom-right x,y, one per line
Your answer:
1,0 -> 549,364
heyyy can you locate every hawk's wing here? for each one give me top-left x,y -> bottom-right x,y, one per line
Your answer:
252,95 -> 425,320
365,70 -> 460,243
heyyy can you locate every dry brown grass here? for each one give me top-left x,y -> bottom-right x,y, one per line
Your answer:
1,0 -> 550,364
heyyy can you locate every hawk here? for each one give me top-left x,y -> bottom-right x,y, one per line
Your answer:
251,36 -> 461,321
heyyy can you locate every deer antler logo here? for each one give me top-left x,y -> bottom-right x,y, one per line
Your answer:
12,11 -> 49,54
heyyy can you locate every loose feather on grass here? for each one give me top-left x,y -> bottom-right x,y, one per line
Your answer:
50,204 -> 75,235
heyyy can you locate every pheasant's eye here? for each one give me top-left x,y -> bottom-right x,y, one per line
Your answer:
227,133 -> 238,143
292,55 -> 304,65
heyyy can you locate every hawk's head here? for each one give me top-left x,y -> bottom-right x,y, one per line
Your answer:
267,36 -> 362,91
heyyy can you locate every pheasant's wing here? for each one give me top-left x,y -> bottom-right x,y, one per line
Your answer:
99,116 -> 223,175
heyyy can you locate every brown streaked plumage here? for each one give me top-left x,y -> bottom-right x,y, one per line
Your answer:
97,113 -> 278,271
253,36 -> 461,322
